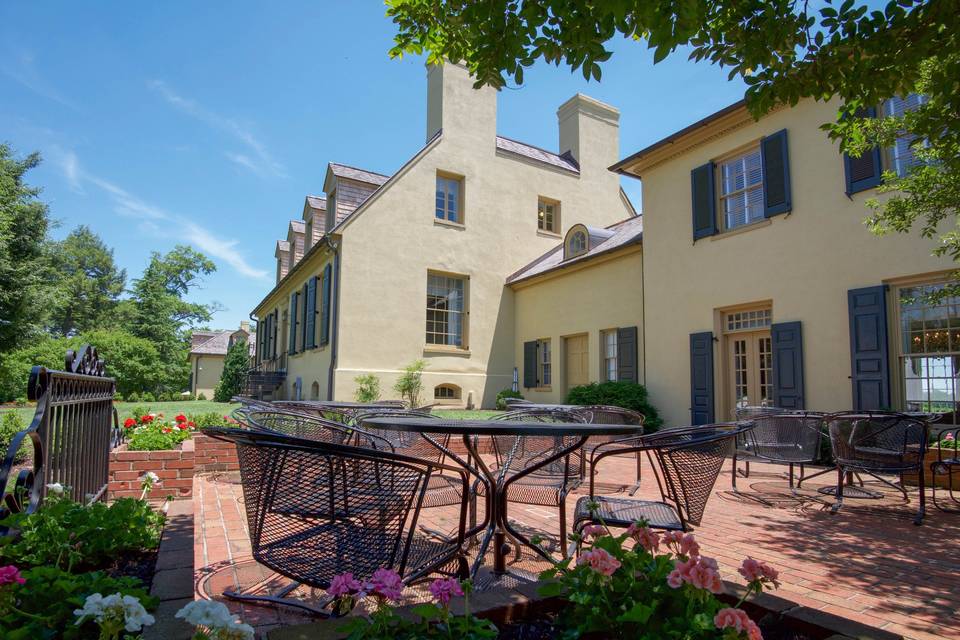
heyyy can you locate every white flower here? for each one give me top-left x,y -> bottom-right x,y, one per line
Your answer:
73,592 -> 154,632
46,482 -> 64,495
175,599 -> 236,628
223,621 -> 256,640
141,471 -> 160,484
120,594 -> 155,632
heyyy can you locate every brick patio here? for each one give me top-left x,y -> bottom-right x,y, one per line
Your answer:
191,455 -> 960,640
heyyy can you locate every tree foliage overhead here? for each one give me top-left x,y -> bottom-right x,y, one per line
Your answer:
387,0 -> 960,273
0,145 -> 56,352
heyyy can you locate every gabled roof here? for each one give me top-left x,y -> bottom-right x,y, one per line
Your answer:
495,135 -> 580,174
506,216 -> 643,285
328,162 -> 391,186
305,195 -> 326,211
190,329 -> 256,356
288,220 -> 305,233
275,240 -> 290,255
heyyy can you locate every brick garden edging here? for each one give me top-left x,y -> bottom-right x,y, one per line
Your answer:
108,433 -> 239,501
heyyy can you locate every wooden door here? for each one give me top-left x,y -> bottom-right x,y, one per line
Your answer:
565,334 -> 590,392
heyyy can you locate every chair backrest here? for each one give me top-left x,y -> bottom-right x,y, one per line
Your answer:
274,401 -> 356,425
243,410 -> 392,452
575,405 -> 645,426
747,413 -> 824,462
203,428 -> 444,586
645,424 -> 743,528
503,397 -> 532,408
491,409 -> 586,481
825,412 -> 928,470
734,405 -> 787,421
353,409 -> 449,464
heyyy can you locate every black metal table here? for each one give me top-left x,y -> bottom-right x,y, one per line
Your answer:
359,417 -> 642,578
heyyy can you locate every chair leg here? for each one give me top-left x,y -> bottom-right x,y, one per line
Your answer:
788,463 -> 795,490
559,499 -> 568,559
932,464 -> 960,512
831,466 -> 844,514
915,461 -> 926,526
731,454 -> 739,491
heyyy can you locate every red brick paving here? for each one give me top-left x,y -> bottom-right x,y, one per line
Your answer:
193,456 -> 960,640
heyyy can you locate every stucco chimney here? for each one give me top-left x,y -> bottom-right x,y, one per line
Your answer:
558,94 -> 620,186
426,61 -> 497,144
239,320 -> 250,334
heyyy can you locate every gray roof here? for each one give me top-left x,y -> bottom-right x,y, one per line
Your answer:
506,216 -> 643,284
275,239 -> 290,253
306,195 -> 326,211
190,329 -> 256,356
329,163 -> 391,186
289,220 -> 305,233
495,136 -> 580,174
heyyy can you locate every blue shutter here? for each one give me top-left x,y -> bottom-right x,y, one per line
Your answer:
305,276 -> 317,349
301,283 -> 309,349
690,331 -> 715,425
844,107 -> 883,195
256,320 -> 263,364
848,285 -> 891,410
691,162 -> 717,241
272,310 -> 278,359
288,292 -> 298,355
761,129 -> 791,217
523,341 -> 538,388
772,321 -> 804,409
617,326 -> 638,383
319,263 -> 332,346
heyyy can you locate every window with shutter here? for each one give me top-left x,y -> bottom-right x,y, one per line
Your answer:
305,276 -> 317,349
617,326 -> 638,383
848,285 -> 890,409
691,162 -> 717,240
301,283 -> 309,350
718,148 -> 764,230
882,94 -> 929,178
523,341 -> 538,388
771,321 -> 804,409
760,129 -> 791,217
272,310 -> 278,359
288,292 -> 298,355
690,332 -> 715,425
319,264 -> 332,346
844,107 -> 883,195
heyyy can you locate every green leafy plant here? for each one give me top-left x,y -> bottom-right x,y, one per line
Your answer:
354,374 -> 382,403
566,381 -> 662,430
198,392 -> 207,401
0,493 -> 164,572
0,565 -> 157,640
539,519 -> 778,639
188,411 -> 231,429
123,412 -> 195,451
214,337 -> 249,402
495,389 -> 524,410
393,360 -> 426,408
0,412 -> 31,464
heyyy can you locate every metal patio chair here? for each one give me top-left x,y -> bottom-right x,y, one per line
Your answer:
572,405 -> 646,493
574,424 -> 747,536
503,397 -> 533,409
484,408 -> 587,557
825,412 -> 929,525
731,412 -> 825,493
203,427 -> 470,615
732,405 -> 790,480
273,401 -> 357,426
931,425 -> 960,512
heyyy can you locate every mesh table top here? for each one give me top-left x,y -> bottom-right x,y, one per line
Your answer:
360,417 -> 643,437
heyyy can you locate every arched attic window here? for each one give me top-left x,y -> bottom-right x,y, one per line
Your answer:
564,225 -> 588,260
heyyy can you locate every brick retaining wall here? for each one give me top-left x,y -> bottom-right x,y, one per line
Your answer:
107,433 -> 238,501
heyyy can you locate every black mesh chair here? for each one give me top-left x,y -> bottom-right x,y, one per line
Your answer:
273,401 -> 357,426
241,410 -> 392,451
732,406 -> 790,481
503,398 -> 533,409
574,424 -> 747,535
484,408 -> 587,557
573,406 -> 645,493
203,427 -> 470,615
825,412 -> 929,525
931,425 -> 960,512
731,412 -> 825,492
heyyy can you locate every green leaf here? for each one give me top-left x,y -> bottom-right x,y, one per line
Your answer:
410,603 -> 442,620
537,580 -> 564,598
616,600 -> 655,623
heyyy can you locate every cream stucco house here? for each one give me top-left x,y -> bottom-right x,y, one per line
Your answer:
250,63 -> 634,407
611,96 -> 954,426
189,322 -> 254,399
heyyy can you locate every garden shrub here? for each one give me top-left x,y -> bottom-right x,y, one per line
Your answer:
354,374 -> 382,403
140,391 -> 156,402
394,360 -> 426,407
0,494 -> 164,572
124,413 -> 194,451
495,389 -> 524,410
566,381 -> 663,430
214,337 -> 249,402
198,392 -> 207,401
0,411 -> 31,464
126,391 -> 141,403
188,411 -> 231,428
0,566 -> 157,640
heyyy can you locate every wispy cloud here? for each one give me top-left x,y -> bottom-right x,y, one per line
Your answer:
54,149 -> 269,281
148,80 -> 287,179
1,49 -> 78,109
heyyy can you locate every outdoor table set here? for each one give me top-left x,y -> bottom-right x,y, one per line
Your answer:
204,399 -> 746,615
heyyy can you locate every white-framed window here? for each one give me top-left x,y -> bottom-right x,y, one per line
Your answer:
726,308 -> 772,332
538,197 -> 559,233
434,384 -> 461,400
568,231 -> 586,256
882,94 -> 929,178
718,147 -> 764,230
436,173 -> 463,223
897,282 -> 960,420
602,330 -> 618,382
426,273 -> 466,347
537,339 -> 551,386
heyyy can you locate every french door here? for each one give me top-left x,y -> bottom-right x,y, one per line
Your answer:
728,331 -> 773,414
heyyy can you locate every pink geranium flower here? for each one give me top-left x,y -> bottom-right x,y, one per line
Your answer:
0,565 -> 25,586
662,531 -> 700,558
428,577 -> 463,606
367,568 -> 404,602
667,555 -> 724,594
714,607 -> 752,633
739,557 -> 781,589
627,522 -> 660,553
577,548 -> 621,577
328,572 -> 362,597
582,524 -> 606,539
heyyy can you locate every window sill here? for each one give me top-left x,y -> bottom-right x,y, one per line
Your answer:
434,218 -> 466,230
534,386 -> 552,392
537,230 -> 561,239
710,218 -> 772,241
423,345 -> 471,357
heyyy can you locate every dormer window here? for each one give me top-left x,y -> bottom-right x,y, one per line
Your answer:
326,190 -> 337,231
564,225 -> 588,260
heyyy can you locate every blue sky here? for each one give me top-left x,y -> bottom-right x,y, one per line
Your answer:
1,2 -> 749,330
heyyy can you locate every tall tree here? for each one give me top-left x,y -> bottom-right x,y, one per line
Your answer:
214,336 -> 249,402
48,225 -> 126,336
387,0 -> 959,277
0,144 -> 56,353
125,245 -> 217,392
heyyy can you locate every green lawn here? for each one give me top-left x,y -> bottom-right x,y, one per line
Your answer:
0,401 -> 241,425
433,409 -> 501,419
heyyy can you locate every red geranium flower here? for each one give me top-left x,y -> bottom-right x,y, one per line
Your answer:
141,415 -> 154,423
162,427 -> 172,434
123,418 -> 136,428
175,414 -> 187,423
187,421 -> 196,428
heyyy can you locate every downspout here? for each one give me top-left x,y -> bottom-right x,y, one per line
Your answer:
326,238 -> 342,401
248,311 -> 258,368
